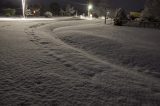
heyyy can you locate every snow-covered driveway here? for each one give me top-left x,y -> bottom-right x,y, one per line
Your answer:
0,18 -> 160,106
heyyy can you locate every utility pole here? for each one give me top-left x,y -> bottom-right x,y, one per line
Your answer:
105,8 -> 107,24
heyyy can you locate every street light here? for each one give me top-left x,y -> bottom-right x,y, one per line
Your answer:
88,4 -> 93,17
88,4 -> 93,10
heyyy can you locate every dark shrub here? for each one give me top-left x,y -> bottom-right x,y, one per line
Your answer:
114,8 -> 128,26
142,0 -> 160,22
3,8 -> 16,17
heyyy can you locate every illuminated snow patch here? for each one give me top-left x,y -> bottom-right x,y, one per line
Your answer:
0,18 -> 55,21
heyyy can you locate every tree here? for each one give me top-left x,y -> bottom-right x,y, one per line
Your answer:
65,4 -> 75,16
3,8 -> 16,17
114,8 -> 128,26
142,0 -> 160,21
60,9 -> 65,16
50,2 -> 60,16
92,0 -> 113,17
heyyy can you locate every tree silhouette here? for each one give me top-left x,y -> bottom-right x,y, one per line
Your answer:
50,2 -> 60,16
142,0 -> 160,21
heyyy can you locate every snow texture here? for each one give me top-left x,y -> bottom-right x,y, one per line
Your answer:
0,17 -> 160,106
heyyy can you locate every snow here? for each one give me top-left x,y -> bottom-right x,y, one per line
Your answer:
0,18 -> 160,106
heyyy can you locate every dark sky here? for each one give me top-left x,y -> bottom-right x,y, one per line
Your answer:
29,0 -> 146,10
0,0 -> 146,10
112,0 -> 146,10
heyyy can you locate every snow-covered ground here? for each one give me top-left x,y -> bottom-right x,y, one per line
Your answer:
0,17 -> 160,106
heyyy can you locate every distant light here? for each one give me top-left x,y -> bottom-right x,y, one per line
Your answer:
33,11 -> 36,14
90,14 -> 92,17
88,4 -> 93,10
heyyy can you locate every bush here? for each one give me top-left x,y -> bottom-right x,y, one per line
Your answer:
114,8 -> 127,26
3,8 -> 16,17
142,16 -> 160,22
142,0 -> 160,22
44,11 -> 53,18
114,18 -> 123,26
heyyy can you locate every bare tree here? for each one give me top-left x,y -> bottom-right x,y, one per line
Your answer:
65,4 -> 75,16
92,0 -> 113,17
50,2 -> 60,16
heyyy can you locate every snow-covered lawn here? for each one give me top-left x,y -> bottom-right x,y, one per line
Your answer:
0,18 -> 160,106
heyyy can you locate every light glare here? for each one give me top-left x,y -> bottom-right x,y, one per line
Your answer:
88,4 -> 93,10
22,0 -> 26,18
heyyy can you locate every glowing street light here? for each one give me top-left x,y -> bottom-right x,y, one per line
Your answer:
88,4 -> 93,10
88,4 -> 93,17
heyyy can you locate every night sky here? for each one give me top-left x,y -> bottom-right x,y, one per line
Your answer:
0,0 -> 146,10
